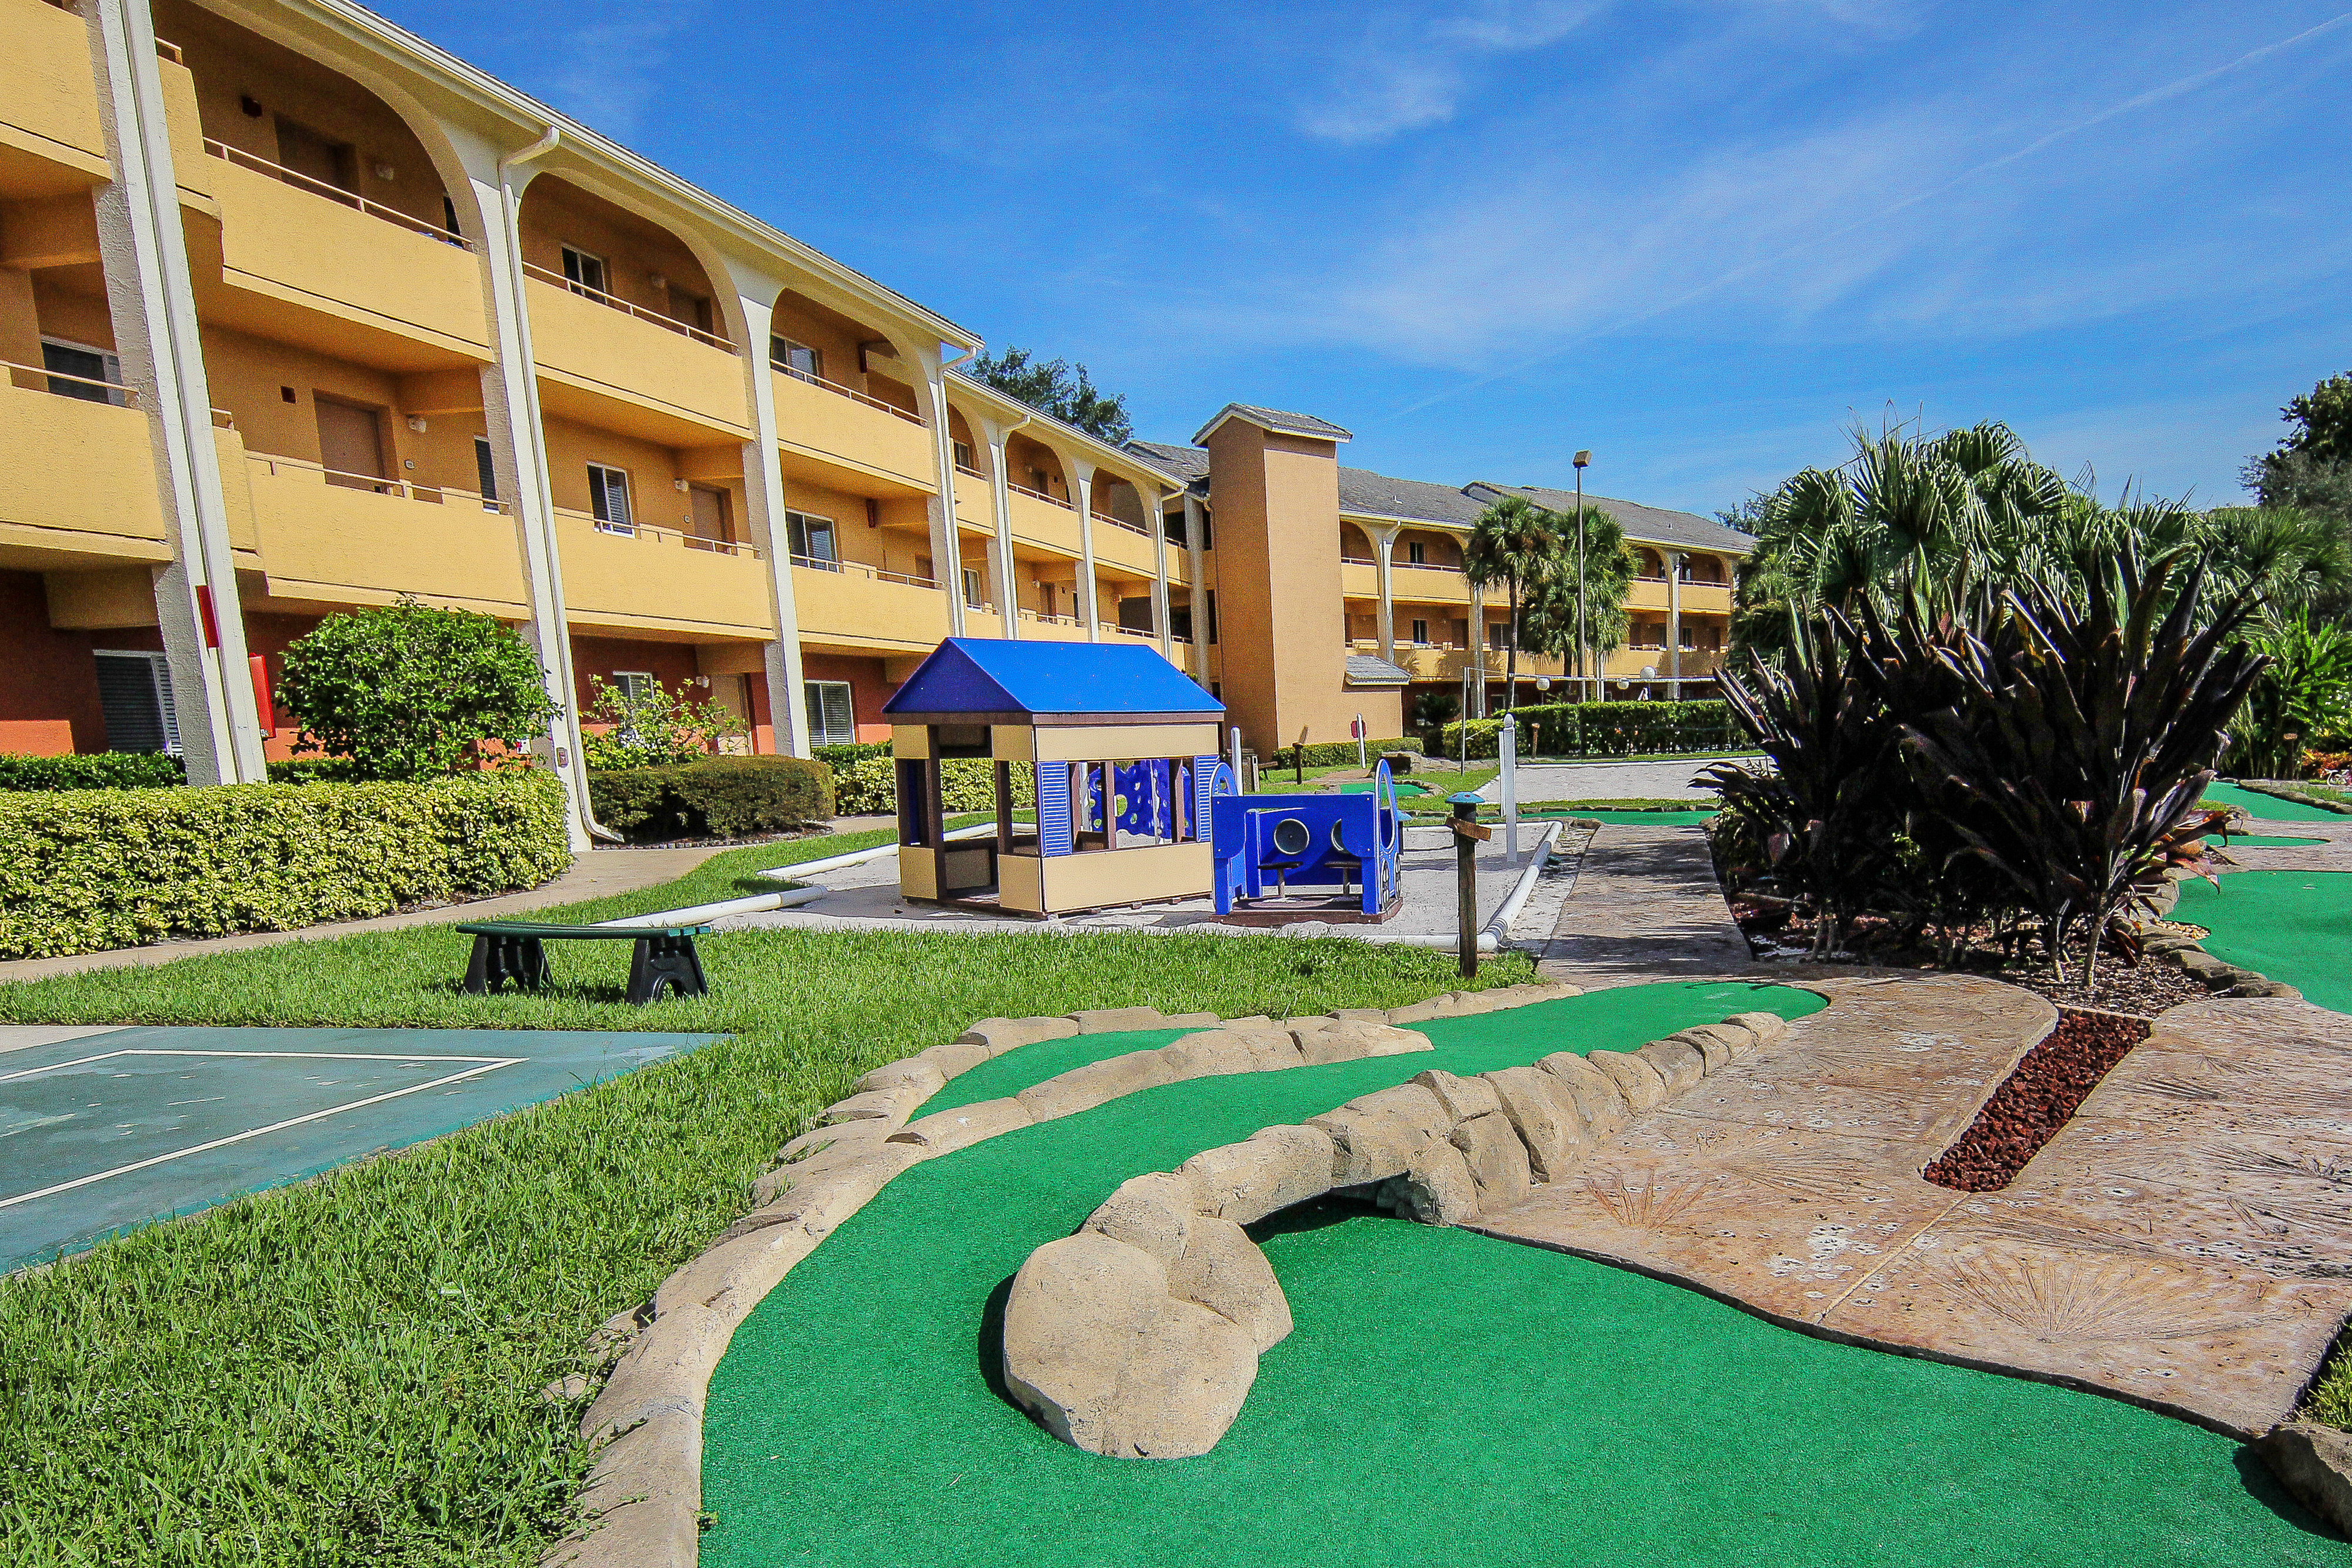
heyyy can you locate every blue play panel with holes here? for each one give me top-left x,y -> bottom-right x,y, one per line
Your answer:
0,1027 -> 717,1269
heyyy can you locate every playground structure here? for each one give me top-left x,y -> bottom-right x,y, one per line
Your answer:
1210,762 -> 1405,921
880,640 -> 1227,917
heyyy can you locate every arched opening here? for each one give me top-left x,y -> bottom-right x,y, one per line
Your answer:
1005,433 -> 1069,504
948,407 -> 984,476
1338,521 -> 1375,564
768,289 -> 920,419
516,175 -> 727,345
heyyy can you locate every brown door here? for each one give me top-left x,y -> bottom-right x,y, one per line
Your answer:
274,118 -> 356,196
687,484 -> 731,548
315,398 -> 387,490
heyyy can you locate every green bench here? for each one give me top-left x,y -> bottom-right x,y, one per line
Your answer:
455,921 -> 710,1005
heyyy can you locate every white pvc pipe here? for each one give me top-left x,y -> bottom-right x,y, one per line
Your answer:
753,821 -> 994,883
598,823 -> 994,929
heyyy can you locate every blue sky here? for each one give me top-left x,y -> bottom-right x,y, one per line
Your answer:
377,0 -> 2352,517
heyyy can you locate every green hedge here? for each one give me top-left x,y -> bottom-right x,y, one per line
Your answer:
1437,700 -> 1739,760
1265,738 -> 1421,770
0,770 -> 573,959
0,752 -> 186,791
586,757 -> 834,842
813,741 -> 891,771
831,754 -> 1037,817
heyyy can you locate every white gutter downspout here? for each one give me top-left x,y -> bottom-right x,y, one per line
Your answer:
924,344 -> 978,637
494,126 -> 619,845
985,403 -> 1033,637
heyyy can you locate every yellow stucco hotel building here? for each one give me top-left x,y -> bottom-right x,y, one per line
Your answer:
2,0 -> 1749,847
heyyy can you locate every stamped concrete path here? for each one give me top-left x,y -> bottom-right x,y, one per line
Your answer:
1472,975 -> 2352,1437
1534,818 -> 1753,987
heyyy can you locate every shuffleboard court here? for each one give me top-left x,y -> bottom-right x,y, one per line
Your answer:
0,1026 -> 717,1269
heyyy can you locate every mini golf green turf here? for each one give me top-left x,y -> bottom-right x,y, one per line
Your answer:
2201,782 -> 2345,823
1333,778 -> 1434,795
699,981 -> 2330,1566
1575,808 -> 1717,824
2173,870 -> 2352,1014
2209,834 -> 2328,848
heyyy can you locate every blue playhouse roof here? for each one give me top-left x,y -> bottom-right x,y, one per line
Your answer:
881,638 -> 1224,720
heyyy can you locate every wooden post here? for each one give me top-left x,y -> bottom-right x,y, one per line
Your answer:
1449,791 -> 1490,978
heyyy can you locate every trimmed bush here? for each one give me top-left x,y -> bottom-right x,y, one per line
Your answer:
0,752 -> 186,791
813,741 -> 892,772
0,770 -> 572,959
1438,700 -> 1739,760
830,754 -> 1035,817
1265,738 -> 1421,770
587,756 -> 834,842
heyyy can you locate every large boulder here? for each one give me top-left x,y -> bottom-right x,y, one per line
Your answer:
1165,1215 -> 1292,1352
1305,1105 -> 1421,1185
1084,1171 -> 1207,1265
1535,1052 -> 1631,1139
1481,1066 -> 1595,1182
1001,1233 -> 1260,1459
1382,1139 -> 1481,1225
1181,1126 -> 1338,1224
1449,1111 -> 1533,1207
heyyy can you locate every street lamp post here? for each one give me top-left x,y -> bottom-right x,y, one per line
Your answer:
1573,449 -> 1591,702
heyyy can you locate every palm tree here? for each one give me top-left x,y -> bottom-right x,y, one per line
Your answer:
1522,505 -> 1635,694
1464,494 -> 1567,711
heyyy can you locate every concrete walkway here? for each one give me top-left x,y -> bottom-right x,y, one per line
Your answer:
1478,756 -> 1752,803
0,842 -> 740,985
1475,978 -> 2352,1438
1534,818 -> 1753,986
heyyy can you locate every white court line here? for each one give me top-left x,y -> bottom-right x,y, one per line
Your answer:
0,1047 -> 517,1083
0,1051 -> 526,1211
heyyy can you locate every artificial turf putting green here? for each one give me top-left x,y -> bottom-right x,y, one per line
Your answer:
2211,834 -> 2327,848
2201,781 -> 2345,823
2174,870 -> 2352,1014
699,981 -> 2331,1567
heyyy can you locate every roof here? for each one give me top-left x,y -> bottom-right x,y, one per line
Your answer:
1125,440 -> 1211,496
1343,654 -> 1412,688
880,638 -> 1223,721
1336,466 -> 1488,526
1191,404 -> 1355,446
1462,483 -> 1753,555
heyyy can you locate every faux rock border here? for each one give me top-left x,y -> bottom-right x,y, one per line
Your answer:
542,981 -> 1581,1567
2141,877 -> 2301,1001
1000,1008 -> 1792,1459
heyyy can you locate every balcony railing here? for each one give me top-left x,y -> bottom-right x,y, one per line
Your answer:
5,360 -> 136,406
1097,511 -> 1151,538
554,505 -> 761,557
772,360 -> 924,424
1021,609 -> 1080,627
519,260 -> 735,351
1340,553 -> 1375,566
205,139 -> 475,252
252,451 -> 508,510
1398,559 -> 1464,573
1007,480 -> 1071,510
789,553 -> 932,587
954,462 -> 986,480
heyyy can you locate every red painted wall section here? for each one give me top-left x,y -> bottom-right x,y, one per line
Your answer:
799,651 -> 894,743
569,638 -> 704,714
747,670 -> 774,755
0,571 -> 106,754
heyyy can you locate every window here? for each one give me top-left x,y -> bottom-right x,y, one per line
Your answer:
587,463 -> 634,534
785,509 -> 837,566
1488,623 -> 1512,650
40,338 -> 123,404
1406,540 -> 1426,565
561,245 -> 608,296
473,436 -> 498,507
1162,508 -> 1185,545
1198,513 -> 1212,551
1205,590 -> 1218,644
806,680 -> 856,747
952,439 -> 976,471
962,567 -> 984,609
94,651 -> 179,754
1411,618 -> 1429,645
771,336 -> 822,380
614,671 -> 656,707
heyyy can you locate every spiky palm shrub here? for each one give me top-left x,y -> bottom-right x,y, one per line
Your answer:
1894,549 -> 2264,988
1700,614 -> 1907,957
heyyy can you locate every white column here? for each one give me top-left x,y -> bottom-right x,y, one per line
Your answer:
86,0 -> 266,784
1184,494 -> 1209,683
719,270 -> 809,754
1666,549 -> 1683,698
1467,580 -> 1488,717
980,416 -> 1024,639
910,345 -> 965,638
1147,481 -> 1172,657
1368,521 -> 1400,664
443,127 -> 596,850
1068,456 -> 1100,640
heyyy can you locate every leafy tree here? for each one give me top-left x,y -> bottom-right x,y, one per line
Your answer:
579,676 -> 747,771
275,597 -> 555,781
967,346 -> 1133,443
1464,494 -> 1566,710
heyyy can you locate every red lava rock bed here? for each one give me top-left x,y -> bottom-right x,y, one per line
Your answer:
1922,1008 -> 2151,1192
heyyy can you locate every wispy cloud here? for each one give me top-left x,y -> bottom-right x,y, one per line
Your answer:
1294,1 -> 1606,143
537,4 -> 703,143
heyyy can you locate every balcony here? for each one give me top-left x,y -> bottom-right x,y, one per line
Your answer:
245,449 -> 524,614
557,509 -> 773,637
1,0 -> 108,183
207,141 -> 487,355
791,556 -> 953,653
1006,482 -> 1083,558
770,363 -> 934,493
526,270 -> 749,440
0,373 -> 171,566
1087,510 -> 1159,576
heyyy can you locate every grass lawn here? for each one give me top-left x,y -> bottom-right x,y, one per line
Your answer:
0,829 -> 1535,1568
